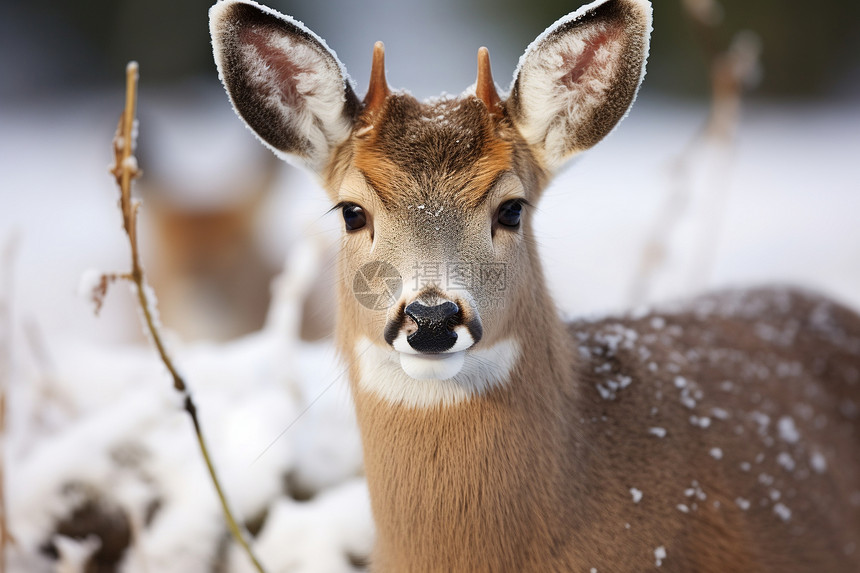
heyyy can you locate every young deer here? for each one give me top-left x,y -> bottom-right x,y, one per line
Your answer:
210,0 -> 860,570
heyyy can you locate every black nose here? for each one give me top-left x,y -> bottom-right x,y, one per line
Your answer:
404,301 -> 460,353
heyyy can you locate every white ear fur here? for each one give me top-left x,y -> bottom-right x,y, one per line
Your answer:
509,0 -> 652,171
209,0 -> 359,173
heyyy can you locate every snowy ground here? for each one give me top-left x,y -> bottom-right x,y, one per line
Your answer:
1,92 -> 859,572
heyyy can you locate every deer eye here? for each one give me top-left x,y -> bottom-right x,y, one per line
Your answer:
497,199 -> 523,228
342,204 -> 367,231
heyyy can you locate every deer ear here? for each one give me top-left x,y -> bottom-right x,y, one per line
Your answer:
210,0 -> 360,172
508,0 -> 652,171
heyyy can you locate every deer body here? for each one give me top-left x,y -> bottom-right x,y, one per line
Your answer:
210,0 -> 860,570
351,285 -> 860,572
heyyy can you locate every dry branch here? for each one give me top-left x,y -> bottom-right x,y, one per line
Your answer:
628,1 -> 761,306
94,61 -> 267,573
0,234 -> 20,573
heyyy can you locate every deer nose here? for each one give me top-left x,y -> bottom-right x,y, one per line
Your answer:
404,300 -> 460,353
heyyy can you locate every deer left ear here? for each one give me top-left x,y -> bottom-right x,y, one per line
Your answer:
210,0 -> 360,173
508,0 -> 652,171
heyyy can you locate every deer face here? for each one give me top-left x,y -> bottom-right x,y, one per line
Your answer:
334,94 -> 543,381
211,0 -> 651,401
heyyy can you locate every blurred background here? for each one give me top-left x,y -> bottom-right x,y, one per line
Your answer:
1,0 -> 859,347
4,0 -> 860,99
1,0 -> 859,571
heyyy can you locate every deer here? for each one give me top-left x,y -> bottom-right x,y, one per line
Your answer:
209,0 -> 860,570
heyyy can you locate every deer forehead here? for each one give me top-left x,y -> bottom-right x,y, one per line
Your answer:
347,94 -> 521,210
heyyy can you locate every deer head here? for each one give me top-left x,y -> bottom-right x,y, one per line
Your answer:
210,0 -> 652,407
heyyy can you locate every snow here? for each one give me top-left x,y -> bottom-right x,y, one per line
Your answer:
711,407 -> 730,420
121,155 -> 139,172
537,101 -> 860,318
648,427 -> 667,438
810,451 -> 828,474
773,503 -> 792,522
654,545 -> 666,567
77,268 -> 104,300
2,85 -> 860,571
4,203 -> 368,571
227,479 -> 373,573
776,452 -> 796,472
53,535 -> 102,573
777,416 -> 801,444
709,447 -> 723,460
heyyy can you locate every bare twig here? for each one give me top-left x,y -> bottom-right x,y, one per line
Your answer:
98,62 -> 267,573
628,1 -> 761,305
684,32 -> 761,292
0,233 -> 20,573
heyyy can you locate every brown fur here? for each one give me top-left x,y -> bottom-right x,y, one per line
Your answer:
353,95 -> 514,209
146,191 -> 277,341
350,284 -> 860,572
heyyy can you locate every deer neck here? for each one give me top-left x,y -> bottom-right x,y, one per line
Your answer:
344,261 -> 582,571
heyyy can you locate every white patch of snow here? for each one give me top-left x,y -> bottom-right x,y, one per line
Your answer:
654,545 -> 667,567
810,451 -> 827,474
711,407 -> 730,420
630,488 -> 643,504
227,479 -> 373,573
776,452 -> 795,472
54,535 -> 102,573
648,427 -> 667,438
777,416 -> 800,443
773,502 -> 792,522
77,269 -> 104,300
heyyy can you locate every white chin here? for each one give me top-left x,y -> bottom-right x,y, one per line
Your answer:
399,351 -> 466,381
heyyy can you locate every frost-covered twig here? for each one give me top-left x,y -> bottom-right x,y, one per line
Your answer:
95,62 -> 267,573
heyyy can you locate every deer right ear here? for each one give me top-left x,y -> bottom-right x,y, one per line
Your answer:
508,0 -> 652,171
210,0 -> 360,173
